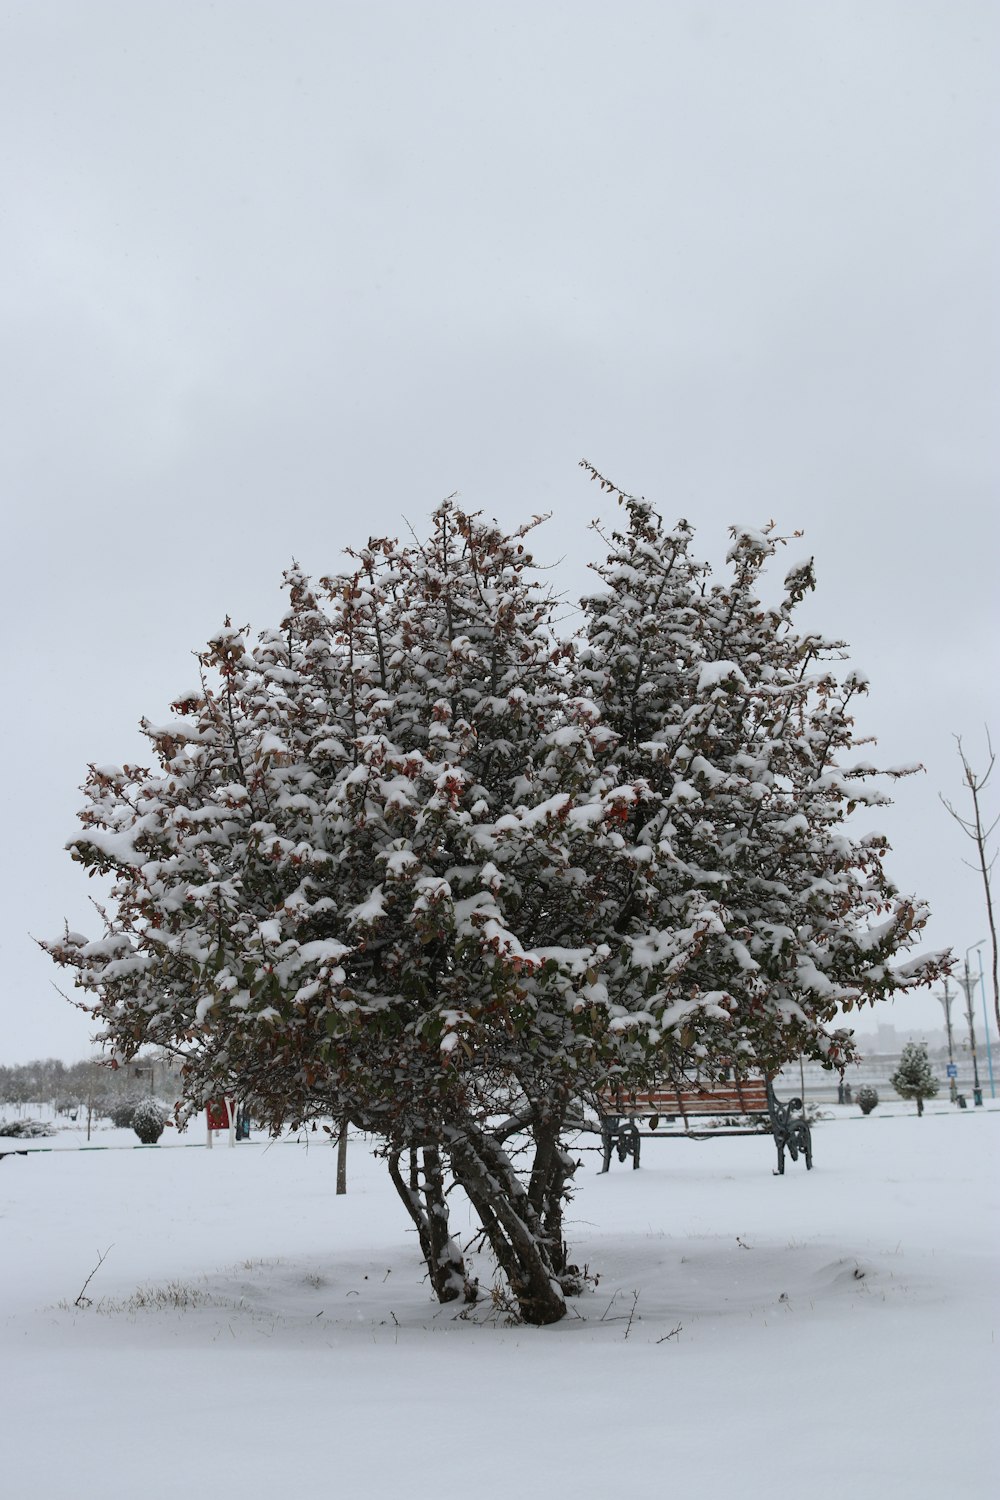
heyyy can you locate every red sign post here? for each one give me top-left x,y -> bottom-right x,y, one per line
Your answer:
206,1100 -> 230,1131
205,1098 -> 237,1146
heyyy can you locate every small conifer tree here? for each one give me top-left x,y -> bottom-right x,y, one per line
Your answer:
890,1041 -> 939,1116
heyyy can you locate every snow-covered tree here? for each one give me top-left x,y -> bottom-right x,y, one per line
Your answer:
890,1040 -> 939,1116
44,484 -> 946,1324
577,464 -> 944,1085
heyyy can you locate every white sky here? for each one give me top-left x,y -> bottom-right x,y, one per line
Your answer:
1,1 -> 996,1062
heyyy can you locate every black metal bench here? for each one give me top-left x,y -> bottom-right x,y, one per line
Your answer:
599,1076 -> 812,1176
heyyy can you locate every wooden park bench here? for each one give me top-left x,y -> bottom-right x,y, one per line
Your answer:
598,1074 -> 812,1176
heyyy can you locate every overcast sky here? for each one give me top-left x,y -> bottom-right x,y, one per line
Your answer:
1,1 -> 996,1064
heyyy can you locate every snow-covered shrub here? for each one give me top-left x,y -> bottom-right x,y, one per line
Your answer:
0,1117 -> 54,1138
857,1085 -> 879,1115
44,481 -> 946,1325
109,1094 -> 142,1129
131,1097 -> 167,1144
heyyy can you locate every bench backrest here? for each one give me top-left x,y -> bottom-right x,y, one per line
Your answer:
603,1077 -> 770,1119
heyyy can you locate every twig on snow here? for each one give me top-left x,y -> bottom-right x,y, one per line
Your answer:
75,1245 -> 114,1307
623,1290 -> 640,1340
598,1289 -> 621,1322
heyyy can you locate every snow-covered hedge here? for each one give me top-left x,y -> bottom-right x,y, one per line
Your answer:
0,1118 -> 54,1139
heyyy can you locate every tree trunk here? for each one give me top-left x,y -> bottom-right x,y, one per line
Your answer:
386,1145 -> 477,1305
336,1117 -> 348,1194
527,1117 -> 582,1292
447,1123 -> 567,1326
917,1096 -> 924,1117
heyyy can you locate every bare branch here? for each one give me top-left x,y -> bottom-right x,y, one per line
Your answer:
74,1245 -> 114,1308
623,1289 -> 640,1340
943,731 -> 999,1037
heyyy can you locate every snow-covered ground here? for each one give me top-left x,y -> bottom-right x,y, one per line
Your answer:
2,1107 -> 996,1499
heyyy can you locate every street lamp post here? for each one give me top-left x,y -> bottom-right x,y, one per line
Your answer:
957,959 -> 983,1107
969,940 -> 995,1100
937,979 -> 957,1102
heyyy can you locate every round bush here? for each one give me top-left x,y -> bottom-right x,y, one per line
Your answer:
109,1093 -> 142,1129
132,1097 -> 168,1144
857,1085 -> 879,1116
